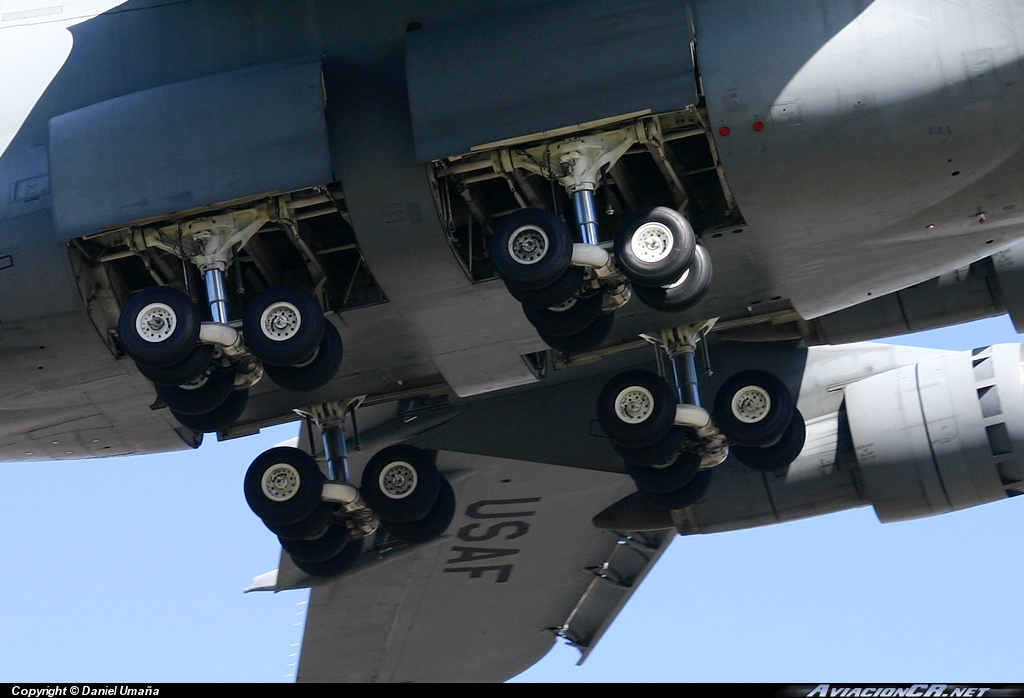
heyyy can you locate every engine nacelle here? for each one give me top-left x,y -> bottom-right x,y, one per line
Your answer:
845,344 -> 1024,522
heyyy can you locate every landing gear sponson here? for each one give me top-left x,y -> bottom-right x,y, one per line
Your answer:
244,400 -> 455,579
115,208 -> 343,433
596,322 -> 807,510
488,125 -> 713,354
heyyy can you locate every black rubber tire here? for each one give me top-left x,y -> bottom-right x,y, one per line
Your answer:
382,477 -> 456,544
614,207 -> 696,287
118,286 -> 201,368
279,524 -> 351,564
489,208 -> 573,290
596,369 -> 678,449
263,321 -> 343,392
170,387 -> 249,434
713,369 -> 795,448
266,501 -> 336,540
612,426 -> 689,466
626,451 -> 701,494
732,408 -> 807,472
243,286 -> 325,367
136,344 -> 214,386
522,293 -> 603,337
506,266 -> 585,307
361,445 -> 442,524
156,368 -> 234,415
638,467 -> 712,510
632,244 -> 713,314
292,536 -> 364,578
244,446 -> 325,526
538,310 -> 614,354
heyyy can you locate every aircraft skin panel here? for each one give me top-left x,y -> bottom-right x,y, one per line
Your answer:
696,0 -> 1024,318
297,452 -> 638,683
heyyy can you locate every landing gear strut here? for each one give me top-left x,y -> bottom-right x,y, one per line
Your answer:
244,399 -> 457,579
115,206 -> 344,433
597,321 -> 808,508
488,124 -> 718,355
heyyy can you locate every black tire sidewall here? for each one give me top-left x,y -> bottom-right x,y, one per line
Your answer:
490,208 -> 573,289
713,369 -> 794,447
596,369 -> 677,448
156,368 -> 235,415
538,310 -> 614,354
631,244 -> 713,314
244,447 -> 325,525
118,287 -> 200,367
615,207 -> 696,287
264,322 -> 343,392
360,445 -> 441,524
638,467 -> 712,510
171,387 -> 249,434
382,477 -> 456,544
243,287 -> 326,366
731,408 -> 807,472
626,451 -> 701,494
522,293 -> 603,336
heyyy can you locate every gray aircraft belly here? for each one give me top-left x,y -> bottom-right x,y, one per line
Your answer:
696,0 -> 1024,317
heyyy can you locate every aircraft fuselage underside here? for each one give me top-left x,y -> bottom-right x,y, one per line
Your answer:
2,0 -> 1024,464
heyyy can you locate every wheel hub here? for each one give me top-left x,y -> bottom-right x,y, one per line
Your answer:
508,225 -> 549,265
262,464 -> 301,501
379,461 -> 418,500
631,222 -> 673,264
614,386 -> 655,424
135,303 -> 177,343
731,386 -> 771,423
260,302 -> 302,341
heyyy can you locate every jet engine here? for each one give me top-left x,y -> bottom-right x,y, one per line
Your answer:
844,344 -> 1024,522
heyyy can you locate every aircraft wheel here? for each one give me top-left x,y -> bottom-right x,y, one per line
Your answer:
135,344 -> 214,386
118,286 -> 201,367
292,536 -> 364,578
615,207 -> 696,287
244,446 -> 325,526
713,369 -> 794,447
361,445 -> 441,523
279,523 -> 351,564
382,477 -> 456,544
265,501 -> 335,540
538,310 -> 614,354
631,244 -> 713,314
263,322 -> 343,392
243,286 -> 325,366
506,266 -> 585,307
731,408 -> 807,472
596,369 -> 677,448
612,426 -> 689,466
170,387 -> 248,434
489,208 -> 573,290
522,293 -> 603,337
156,367 -> 234,415
637,467 -> 712,510
626,451 -> 701,494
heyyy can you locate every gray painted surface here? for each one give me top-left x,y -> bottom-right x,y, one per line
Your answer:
1,0 -> 1024,683
406,0 -> 697,161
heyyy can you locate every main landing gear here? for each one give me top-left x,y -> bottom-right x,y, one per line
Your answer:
115,210 -> 344,433
488,128 -> 714,355
595,323 -> 807,510
243,401 -> 456,578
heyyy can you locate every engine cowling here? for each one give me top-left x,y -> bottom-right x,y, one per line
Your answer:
845,343 -> 1024,522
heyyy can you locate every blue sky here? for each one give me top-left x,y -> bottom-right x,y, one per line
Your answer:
1,316 -> 1022,683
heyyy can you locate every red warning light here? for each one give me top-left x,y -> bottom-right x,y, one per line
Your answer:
719,126 -> 731,137
753,121 -> 765,132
